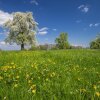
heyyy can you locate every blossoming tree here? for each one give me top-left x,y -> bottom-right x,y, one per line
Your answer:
4,12 -> 37,50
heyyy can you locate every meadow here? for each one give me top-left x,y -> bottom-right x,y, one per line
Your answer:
0,50 -> 100,100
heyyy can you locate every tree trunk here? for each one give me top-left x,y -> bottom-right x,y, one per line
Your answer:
21,43 -> 24,50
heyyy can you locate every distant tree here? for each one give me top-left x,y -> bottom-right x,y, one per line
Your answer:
90,34 -> 100,49
39,44 -> 49,50
29,45 -> 40,51
55,33 -> 70,49
4,12 -> 37,50
29,44 -> 57,51
70,45 -> 83,49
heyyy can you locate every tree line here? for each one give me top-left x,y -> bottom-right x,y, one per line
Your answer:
3,12 -> 100,50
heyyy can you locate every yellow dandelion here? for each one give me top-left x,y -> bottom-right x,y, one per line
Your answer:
77,78 -> 81,81
84,68 -> 86,70
16,76 -> 19,79
93,85 -> 97,90
30,84 -> 36,94
31,84 -> 36,89
31,63 -> 38,69
32,89 -> 36,94
31,78 -> 33,80
46,78 -> 49,81
26,74 -> 30,79
9,66 -> 12,69
50,72 -> 56,77
31,65 -> 34,68
95,92 -> 100,97
28,80 -> 32,84
8,75 -> 11,78
34,66 -> 38,70
0,76 -> 3,80
38,77 -> 40,79
12,66 -> 16,69
4,96 -> 7,100
53,62 -> 56,64
11,62 -> 14,65
80,88 -> 86,92
48,59 -> 51,62
14,84 -> 18,88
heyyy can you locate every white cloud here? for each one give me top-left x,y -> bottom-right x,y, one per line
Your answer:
39,31 -> 48,35
78,5 -> 84,9
83,7 -> 89,13
39,27 -> 48,31
78,5 -> 89,13
94,23 -> 100,27
38,27 -> 49,35
89,23 -> 100,27
0,41 -> 6,45
30,0 -> 39,6
53,29 -> 57,31
0,10 -> 13,26
89,24 -> 93,27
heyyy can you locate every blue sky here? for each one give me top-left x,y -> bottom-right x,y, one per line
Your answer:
0,0 -> 100,50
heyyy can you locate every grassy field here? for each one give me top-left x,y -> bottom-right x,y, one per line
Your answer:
0,50 -> 100,100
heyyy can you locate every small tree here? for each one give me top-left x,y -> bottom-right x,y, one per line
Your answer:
55,33 -> 70,49
4,12 -> 37,50
90,34 -> 100,49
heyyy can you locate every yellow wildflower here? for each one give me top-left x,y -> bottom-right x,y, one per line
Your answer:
31,78 -> 33,80
46,78 -> 49,81
11,62 -> 14,65
32,89 -> 36,94
8,75 -> 11,78
53,62 -> 56,64
16,76 -> 19,79
0,76 -> 3,80
28,80 -> 32,84
4,97 -> 7,100
12,66 -> 16,69
95,92 -> 100,97
14,84 -> 18,88
31,65 -> 34,68
38,77 -> 40,79
77,78 -> 81,81
9,66 -> 12,69
31,84 -> 36,94
48,59 -> 51,62
31,84 -> 36,89
32,64 -> 38,69
80,88 -> 86,92
26,74 -> 30,79
93,85 -> 97,90
50,72 -> 56,77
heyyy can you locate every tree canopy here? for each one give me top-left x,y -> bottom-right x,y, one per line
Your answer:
90,34 -> 100,49
4,12 -> 37,50
55,33 -> 70,49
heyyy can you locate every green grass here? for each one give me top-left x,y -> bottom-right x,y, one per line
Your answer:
0,50 -> 100,100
